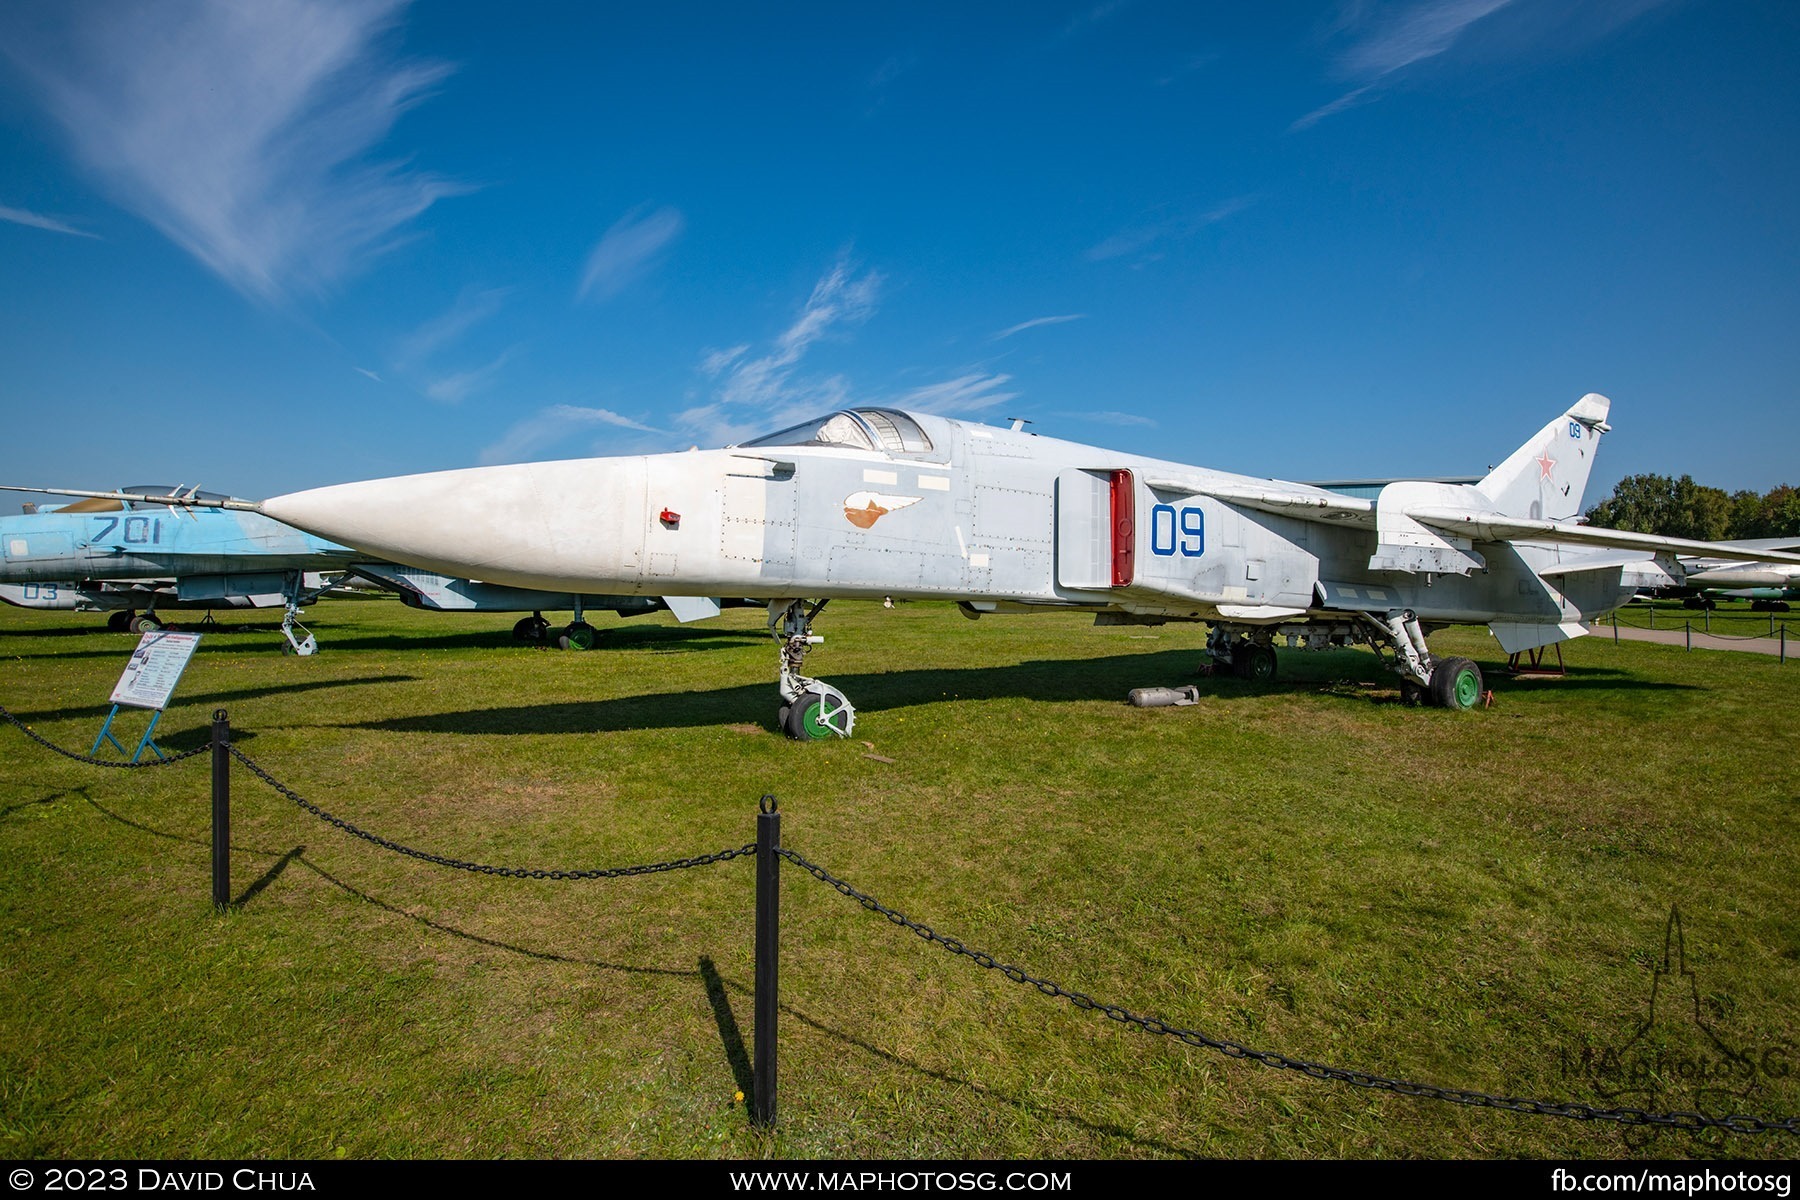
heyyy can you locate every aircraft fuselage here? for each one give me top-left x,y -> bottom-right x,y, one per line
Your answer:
260,413 -> 1642,632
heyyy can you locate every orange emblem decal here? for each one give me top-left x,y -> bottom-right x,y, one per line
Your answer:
843,491 -> 922,529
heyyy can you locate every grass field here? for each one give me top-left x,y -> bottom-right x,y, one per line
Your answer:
1,596 -> 1796,1160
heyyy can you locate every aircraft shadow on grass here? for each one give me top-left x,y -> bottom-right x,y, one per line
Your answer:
319,624 -> 766,655
339,651 -> 1698,737
6,674 -> 421,728
0,622 -> 764,658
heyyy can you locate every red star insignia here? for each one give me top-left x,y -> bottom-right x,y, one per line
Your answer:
1536,449 -> 1556,481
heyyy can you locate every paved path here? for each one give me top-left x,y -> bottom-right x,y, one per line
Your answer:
1587,620 -> 1793,659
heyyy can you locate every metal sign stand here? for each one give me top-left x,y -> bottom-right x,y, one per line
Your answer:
89,703 -> 170,763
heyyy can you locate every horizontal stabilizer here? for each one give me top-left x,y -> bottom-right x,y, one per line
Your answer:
1407,508 -> 1800,565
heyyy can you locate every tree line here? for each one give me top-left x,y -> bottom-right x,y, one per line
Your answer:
1584,475 -> 1800,541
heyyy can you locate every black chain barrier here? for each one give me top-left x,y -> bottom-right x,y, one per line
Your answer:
14,695 -> 1798,1135
1,703 -> 213,768
1612,612 -> 1790,642
227,745 -> 755,879
777,846 -> 1800,1136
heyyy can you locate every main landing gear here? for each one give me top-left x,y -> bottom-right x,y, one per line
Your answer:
1361,608 -> 1481,711
771,598 -> 855,740
550,597 -> 601,647
1205,628 -> 1277,682
512,612 -> 552,643
1203,609 -> 1484,711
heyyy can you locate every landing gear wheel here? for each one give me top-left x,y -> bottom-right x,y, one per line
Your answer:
1429,657 -> 1483,711
782,687 -> 855,740
1234,643 -> 1277,683
1398,678 -> 1426,707
108,611 -> 133,632
513,615 -> 550,642
129,613 -> 163,634
557,622 -> 597,651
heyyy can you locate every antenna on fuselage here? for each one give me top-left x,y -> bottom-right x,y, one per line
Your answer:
1008,417 -> 1032,433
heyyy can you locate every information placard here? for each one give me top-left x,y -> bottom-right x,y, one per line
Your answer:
110,631 -> 202,710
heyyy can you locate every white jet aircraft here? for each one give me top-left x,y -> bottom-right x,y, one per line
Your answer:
15,394 -> 1800,737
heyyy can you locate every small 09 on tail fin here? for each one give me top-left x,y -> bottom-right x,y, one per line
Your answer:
1475,393 -> 1611,521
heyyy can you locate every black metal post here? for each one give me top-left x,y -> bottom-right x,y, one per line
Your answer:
1782,624 -> 1787,665
211,709 -> 230,910
753,794 -> 780,1127
1613,611 -> 1619,645
1685,621 -> 1691,651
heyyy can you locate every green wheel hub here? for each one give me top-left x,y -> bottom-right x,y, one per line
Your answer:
796,699 -> 835,740
1452,665 -> 1481,709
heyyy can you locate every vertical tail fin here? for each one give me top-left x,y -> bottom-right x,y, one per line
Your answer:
1475,393 -> 1611,521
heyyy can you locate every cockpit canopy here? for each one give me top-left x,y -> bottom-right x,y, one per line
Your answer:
741,408 -> 934,456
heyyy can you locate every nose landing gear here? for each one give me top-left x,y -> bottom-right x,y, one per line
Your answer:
771,598 -> 855,740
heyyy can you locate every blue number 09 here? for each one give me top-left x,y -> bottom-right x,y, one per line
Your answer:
1149,504 -> 1204,557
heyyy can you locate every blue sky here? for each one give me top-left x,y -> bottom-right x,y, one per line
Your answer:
1,1 -> 1796,507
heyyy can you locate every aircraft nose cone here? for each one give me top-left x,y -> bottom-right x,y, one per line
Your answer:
262,457 -> 650,591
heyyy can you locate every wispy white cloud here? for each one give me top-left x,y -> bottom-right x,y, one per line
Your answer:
393,286 -> 510,371
674,258 -> 1022,448
698,344 -> 750,377
1055,409 -> 1157,428
710,256 -> 881,415
422,349 -> 515,405
1087,195 -> 1255,263
386,286 -> 516,402
479,404 -> 665,465
869,54 -> 916,90
1343,0 -> 1516,77
993,314 -> 1086,340
0,0 -> 460,303
1059,1 -> 1131,40
1154,51 -> 1220,88
578,205 -> 685,302
1291,0 -> 1521,131
0,203 -> 99,238
353,366 -> 383,382
890,372 -> 1017,415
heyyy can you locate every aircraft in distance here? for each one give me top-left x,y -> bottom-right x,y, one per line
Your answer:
14,395 -> 1800,737
0,486 -> 357,653
0,488 -> 731,652
1661,539 -> 1800,611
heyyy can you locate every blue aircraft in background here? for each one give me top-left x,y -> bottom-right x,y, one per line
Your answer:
1,486 -> 733,652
